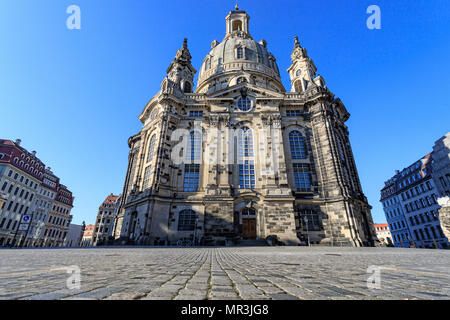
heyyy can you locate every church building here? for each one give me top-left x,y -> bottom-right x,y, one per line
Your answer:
113,6 -> 377,247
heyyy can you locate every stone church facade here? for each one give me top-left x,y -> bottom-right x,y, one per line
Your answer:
113,7 -> 377,247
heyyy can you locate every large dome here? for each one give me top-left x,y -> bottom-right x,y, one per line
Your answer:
196,8 -> 284,93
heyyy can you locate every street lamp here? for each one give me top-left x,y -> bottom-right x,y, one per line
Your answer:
304,217 -> 310,247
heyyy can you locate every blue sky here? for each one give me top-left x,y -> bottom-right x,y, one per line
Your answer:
0,0 -> 449,225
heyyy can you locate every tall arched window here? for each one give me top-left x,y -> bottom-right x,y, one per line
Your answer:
183,81 -> 192,93
178,209 -> 196,231
186,131 -> 201,161
184,131 -> 201,192
238,127 -> 253,157
147,135 -> 156,163
289,131 -> 307,159
238,127 -> 255,189
294,80 -> 303,93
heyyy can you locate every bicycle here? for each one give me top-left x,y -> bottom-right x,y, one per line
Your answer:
176,238 -> 192,247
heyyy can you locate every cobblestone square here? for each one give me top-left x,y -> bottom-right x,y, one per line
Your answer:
0,247 -> 449,300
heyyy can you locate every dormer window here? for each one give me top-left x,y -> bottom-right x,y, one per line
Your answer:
237,77 -> 247,84
237,47 -> 244,59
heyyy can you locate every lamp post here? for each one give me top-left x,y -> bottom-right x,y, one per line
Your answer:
304,217 -> 310,247
193,217 -> 198,247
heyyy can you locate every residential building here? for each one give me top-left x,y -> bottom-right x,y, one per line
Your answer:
92,194 -> 120,246
43,185 -> 74,247
381,151 -> 449,249
113,6 -> 377,247
374,223 -> 393,246
81,224 -> 95,247
0,139 -> 45,247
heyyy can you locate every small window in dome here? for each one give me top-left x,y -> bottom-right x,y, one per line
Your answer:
237,97 -> 251,111
237,47 -> 244,59
237,77 -> 247,84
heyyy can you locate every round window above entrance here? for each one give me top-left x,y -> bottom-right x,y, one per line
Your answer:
237,97 -> 251,111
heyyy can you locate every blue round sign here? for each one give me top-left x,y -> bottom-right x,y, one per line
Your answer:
23,215 -> 30,222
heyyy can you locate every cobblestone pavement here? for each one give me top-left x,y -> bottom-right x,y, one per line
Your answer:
0,247 -> 449,300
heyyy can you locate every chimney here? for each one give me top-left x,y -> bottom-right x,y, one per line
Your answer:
15,139 -> 21,146
32,151 -> 36,156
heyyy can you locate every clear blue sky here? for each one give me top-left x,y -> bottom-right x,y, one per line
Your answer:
1,0 -> 449,225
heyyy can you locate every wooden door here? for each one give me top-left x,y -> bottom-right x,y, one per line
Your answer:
242,218 -> 256,239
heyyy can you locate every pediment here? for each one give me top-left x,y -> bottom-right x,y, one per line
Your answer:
207,83 -> 285,100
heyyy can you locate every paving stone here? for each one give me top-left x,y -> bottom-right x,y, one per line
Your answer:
0,247 -> 448,300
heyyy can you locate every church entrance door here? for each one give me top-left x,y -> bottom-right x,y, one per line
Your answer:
242,218 -> 256,239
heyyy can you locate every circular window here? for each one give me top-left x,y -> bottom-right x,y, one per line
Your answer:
237,97 -> 251,111
296,69 -> 302,76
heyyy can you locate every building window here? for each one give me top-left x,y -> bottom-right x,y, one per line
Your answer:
189,111 -> 203,118
178,209 -> 196,231
298,209 -> 322,231
143,166 -> 151,189
237,77 -> 247,84
237,97 -> 251,111
293,164 -> 311,191
237,47 -> 244,59
183,164 -> 200,192
294,80 -> 303,93
238,127 -> 254,157
184,81 -> 192,93
239,160 -> 255,189
286,110 -> 302,117
186,131 -> 201,163
289,131 -> 307,159
147,135 -> 156,163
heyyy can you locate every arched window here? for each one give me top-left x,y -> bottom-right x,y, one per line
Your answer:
238,127 -> 255,189
237,97 -> 251,111
178,209 -> 196,231
184,131 -> 201,192
232,20 -> 243,32
294,80 -> 303,93
142,165 -> 152,189
289,131 -> 307,159
238,127 -> 253,157
186,131 -> 201,161
147,135 -> 156,163
184,81 -> 192,93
